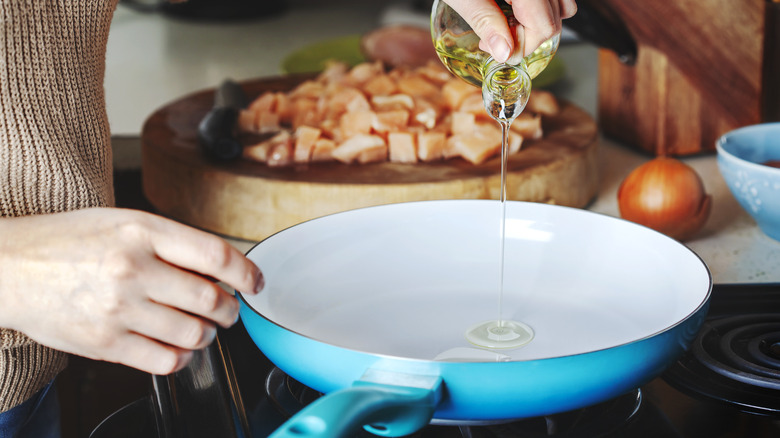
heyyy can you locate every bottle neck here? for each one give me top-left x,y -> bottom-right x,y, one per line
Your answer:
481,57 -> 531,122
481,57 -> 531,95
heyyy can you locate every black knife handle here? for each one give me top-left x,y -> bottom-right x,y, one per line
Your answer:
213,80 -> 247,110
198,107 -> 243,161
198,80 -> 246,162
564,1 -> 637,65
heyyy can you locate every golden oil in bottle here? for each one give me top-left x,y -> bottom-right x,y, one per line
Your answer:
431,0 -> 560,88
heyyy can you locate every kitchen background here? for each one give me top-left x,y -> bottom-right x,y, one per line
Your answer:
57,0 -> 779,436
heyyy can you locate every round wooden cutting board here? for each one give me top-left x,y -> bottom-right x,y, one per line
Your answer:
141,75 -> 599,242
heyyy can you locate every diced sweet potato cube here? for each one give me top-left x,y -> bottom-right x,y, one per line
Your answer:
244,91 -> 284,133
403,125 -> 426,137
311,138 -> 337,162
238,109 -> 256,132
413,108 -> 438,129
323,86 -> 370,118
429,122 -> 450,136
332,134 -> 387,164
274,92 -> 293,124
290,80 -> 325,99
256,110 -> 281,134
409,96 -> 442,129
447,135 -> 499,164
294,125 -> 322,163
415,98 -> 444,127
473,122 -> 502,142
527,90 -> 560,116
329,127 -> 346,144
340,111 -> 375,139
243,131 -> 292,164
442,78 -> 478,109
372,110 -> 410,133
417,131 -> 447,161
318,61 -> 349,85
243,140 -> 273,163
447,123 -> 503,164
458,93 -> 488,118
451,111 -> 476,136
416,61 -> 454,85
248,92 -> 276,113
371,94 -> 415,111
510,114 -> 543,139
363,75 -> 397,97
442,135 -> 461,159
318,118 -> 339,138
346,93 -> 371,113
344,62 -> 384,87
388,132 -> 417,163
385,68 -> 404,84
397,74 -> 439,99
242,142 -> 272,163
291,99 -> 320,129
508,131 -> 523,155
356,145 -> 389,164
268,141 -> 294,167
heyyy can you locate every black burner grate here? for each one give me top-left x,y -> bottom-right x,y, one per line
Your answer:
696,315 -> 780,390
663,283 -> 780,416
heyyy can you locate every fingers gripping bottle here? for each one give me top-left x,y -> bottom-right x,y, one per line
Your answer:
431,0 -> 560,89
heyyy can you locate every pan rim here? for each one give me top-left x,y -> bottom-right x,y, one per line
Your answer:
238,199 -> 713,364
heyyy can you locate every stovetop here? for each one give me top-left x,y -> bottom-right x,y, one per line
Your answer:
90,283 -> 780,438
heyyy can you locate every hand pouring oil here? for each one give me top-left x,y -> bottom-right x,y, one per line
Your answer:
431,0 -> 560,349
431,0 -> 560,87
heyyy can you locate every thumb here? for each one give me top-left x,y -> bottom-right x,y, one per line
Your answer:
446,0 -> 515,63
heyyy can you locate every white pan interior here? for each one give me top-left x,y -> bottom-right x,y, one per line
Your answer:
242,200 -> 711,362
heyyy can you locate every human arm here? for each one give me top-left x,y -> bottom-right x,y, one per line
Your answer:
443,0 -> 578,62
0,208 -> 264,375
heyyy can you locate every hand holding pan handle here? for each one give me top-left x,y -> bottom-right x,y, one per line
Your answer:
270,370 -> 443,438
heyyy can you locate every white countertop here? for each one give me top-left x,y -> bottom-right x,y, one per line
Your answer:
104,2 -> 780,284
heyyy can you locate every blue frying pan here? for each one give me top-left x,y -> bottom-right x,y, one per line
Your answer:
239,200 -> 711,438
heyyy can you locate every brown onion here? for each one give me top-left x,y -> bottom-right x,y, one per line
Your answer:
617,157 -> 711,241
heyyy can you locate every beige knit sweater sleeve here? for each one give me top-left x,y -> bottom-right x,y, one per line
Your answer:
0,0 -> 119,412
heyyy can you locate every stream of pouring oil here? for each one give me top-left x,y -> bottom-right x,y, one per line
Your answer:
464,63 -> 534,350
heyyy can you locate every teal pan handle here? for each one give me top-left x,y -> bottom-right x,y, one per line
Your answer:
269,379 -> 442,438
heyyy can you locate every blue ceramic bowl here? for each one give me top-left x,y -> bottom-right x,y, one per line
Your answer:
716,123 -> 780,241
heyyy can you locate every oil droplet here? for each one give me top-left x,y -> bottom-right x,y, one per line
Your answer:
465,320 -> 534,349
